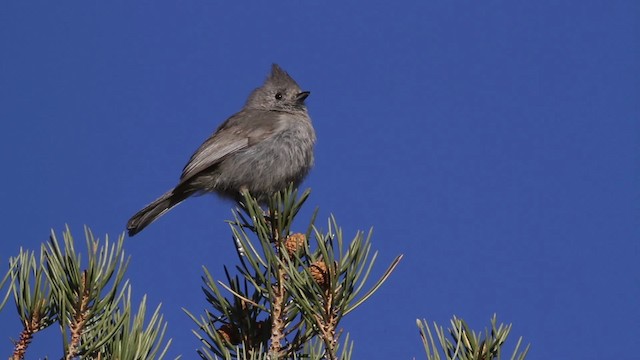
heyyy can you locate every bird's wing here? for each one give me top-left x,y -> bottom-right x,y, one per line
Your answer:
180,110 -> 281,182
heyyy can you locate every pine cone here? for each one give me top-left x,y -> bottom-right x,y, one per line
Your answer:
309,260 -> 329,289
217,323 -> 240,345
285,233 -> 306,257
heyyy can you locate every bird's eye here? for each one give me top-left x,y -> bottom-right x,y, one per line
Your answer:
275,92 -> 283,100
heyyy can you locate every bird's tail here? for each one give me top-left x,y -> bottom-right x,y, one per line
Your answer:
127,188 -> 193,236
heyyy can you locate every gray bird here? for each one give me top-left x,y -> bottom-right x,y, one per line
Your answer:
127,64 -> 315,236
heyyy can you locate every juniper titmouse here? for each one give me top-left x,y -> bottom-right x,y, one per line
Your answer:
127,64 -> 315,236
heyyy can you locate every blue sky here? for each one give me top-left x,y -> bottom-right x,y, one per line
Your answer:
1,1 -> 637,359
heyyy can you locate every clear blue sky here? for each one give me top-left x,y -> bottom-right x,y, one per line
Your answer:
1,1 -> 637,359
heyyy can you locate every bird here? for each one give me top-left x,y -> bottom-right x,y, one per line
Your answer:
126,64 -> 315,236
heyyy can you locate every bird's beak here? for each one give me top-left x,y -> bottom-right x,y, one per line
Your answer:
296,91 -> 310,102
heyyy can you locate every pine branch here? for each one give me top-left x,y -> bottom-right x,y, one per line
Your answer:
187,186 -> 402,359
9,248 -> 56,360
416,315 -> 530,360
3,227 -> 174,359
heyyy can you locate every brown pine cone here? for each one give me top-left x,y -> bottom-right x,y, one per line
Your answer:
309,260 -> 330,289
217,323 -> 240,345
284,233 -> 306,257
